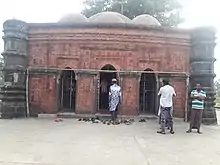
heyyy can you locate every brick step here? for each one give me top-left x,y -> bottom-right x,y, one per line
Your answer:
38,113 -> 159,120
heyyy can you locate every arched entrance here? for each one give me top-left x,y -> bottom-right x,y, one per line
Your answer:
139,68 -> 156,114
59,67 -> 76,112
99,64 -> 117,112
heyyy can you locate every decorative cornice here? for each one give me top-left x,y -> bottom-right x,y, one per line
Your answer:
119,72 -> 141,77
76,70 -> 98,76
0,85 -> 26,90
28,33 -> 190,47
1,51 -> 27,57
3,35 -> 28,41
28,68 -> 58,75
190,57 -> 216,62
1,66 -> 26,72
191,41 -> 216,45
158,73 -> 188,78
190,73 -> 216,77
28,22 -> 191,35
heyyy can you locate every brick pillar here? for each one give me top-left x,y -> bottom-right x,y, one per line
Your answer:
119,72 -> 139,116
0,19 -> 28,118
75,71 -> 97,114
190,27 -> 217,124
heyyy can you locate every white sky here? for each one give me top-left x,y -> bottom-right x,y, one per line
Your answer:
0,0 -> 219,79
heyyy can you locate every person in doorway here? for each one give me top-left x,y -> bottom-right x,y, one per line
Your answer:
101,79 -> 108,93
187,84 -> 206,134
157,79 -> 176,134
109,78 -> 122,123
100,79 -> 108,109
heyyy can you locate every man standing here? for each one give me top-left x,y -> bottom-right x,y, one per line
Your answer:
157,79 -> 176,134
187,84 -> 206,134
109,78 -> 122,123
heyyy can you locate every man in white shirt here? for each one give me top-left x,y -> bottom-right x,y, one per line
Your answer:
157,79 -> 176,134
109,78 -> 122,123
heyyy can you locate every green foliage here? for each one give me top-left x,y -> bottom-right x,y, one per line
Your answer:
0,57 -> 4,85
82,0 -> 184,26
215,79 -> 220,107
215,79 -> 220,97
216,97 -> 220,108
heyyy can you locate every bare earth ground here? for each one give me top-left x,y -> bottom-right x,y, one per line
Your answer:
0,111 -> 220,165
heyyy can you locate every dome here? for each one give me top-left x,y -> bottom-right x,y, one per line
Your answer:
59,13 -> 88,23
88,12 -> 131,23
132,14 -> 161,26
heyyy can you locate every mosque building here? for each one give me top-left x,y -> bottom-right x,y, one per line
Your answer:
0,12 -> 217,124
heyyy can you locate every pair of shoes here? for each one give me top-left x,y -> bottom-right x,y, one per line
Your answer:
186,130 -> 202,134
139,119 -> 146,122
157,131 -> 165,134
170,130 -> 175,134
54,118 -> 63,122
125,122 -> 132,125
197,131 -> 203,134
157,131 -> 174,134
130,119 -> 135,122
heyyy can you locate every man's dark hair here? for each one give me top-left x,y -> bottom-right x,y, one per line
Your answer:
163,79 -> 170,85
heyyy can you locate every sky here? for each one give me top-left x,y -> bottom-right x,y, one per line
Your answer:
0,0 -> 219,79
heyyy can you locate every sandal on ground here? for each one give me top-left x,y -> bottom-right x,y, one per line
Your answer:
157,131 -> 165,134
170,130 -> 175,134
186,130 -> 192,133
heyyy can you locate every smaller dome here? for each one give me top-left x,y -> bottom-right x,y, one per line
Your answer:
132,15 -> 161,26
59,13 -> 88,23
89,12 -> 131,23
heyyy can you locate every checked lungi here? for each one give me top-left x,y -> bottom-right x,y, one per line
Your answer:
160,106 -> 173,132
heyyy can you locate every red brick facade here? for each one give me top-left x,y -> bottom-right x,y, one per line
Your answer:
28,26 -> 191,118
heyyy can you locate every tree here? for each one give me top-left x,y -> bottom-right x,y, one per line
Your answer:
215,79 -> 220,97
0,56 -> 4,85
82,0 -> 184,26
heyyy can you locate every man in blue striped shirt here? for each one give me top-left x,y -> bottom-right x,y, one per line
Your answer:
187,84 -> 206,134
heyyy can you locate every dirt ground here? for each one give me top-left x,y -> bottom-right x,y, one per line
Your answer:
0,111 -> 220,165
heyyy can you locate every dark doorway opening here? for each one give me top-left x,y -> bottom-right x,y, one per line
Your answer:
59,68 -> 76,112
139,68 -> 156,114
99,64 -> 117,112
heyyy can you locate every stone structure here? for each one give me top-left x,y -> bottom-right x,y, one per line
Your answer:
0,20 -> 28,118
190,27 -> 217,124
0,12 -> 217,124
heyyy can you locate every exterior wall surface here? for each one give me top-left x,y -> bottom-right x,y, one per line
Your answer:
27,25 -> 191,117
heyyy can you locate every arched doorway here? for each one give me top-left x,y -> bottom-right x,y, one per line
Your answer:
139,68 -> 156,114
99,64 -> 117,112
59,67 -> 76,112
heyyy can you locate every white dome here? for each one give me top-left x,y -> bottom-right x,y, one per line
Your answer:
132,14 -> 161,26
59,13 -> 88,23
88,12 -> 131,23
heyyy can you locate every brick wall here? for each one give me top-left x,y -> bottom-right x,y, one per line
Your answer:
75,74 -> 97,114
29,75 -> 56,115
171,78 -> 187,118
28,26 -> 191,117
